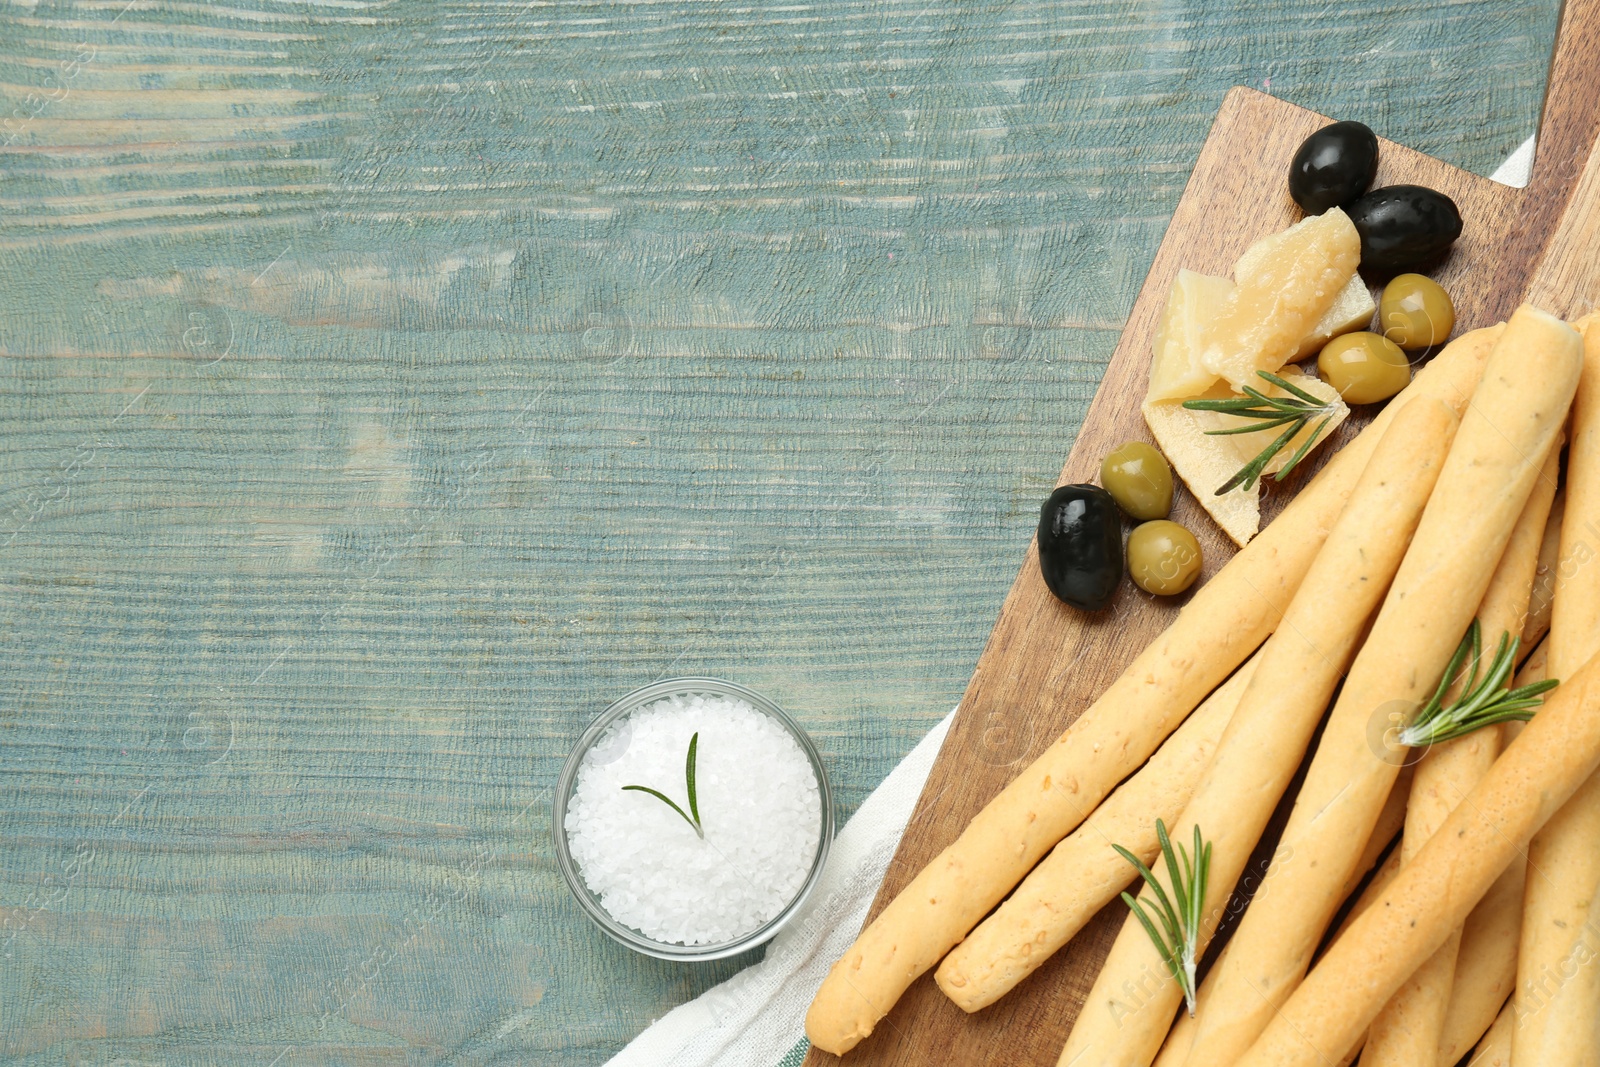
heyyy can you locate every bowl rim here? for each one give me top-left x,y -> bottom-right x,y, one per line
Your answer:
552,676 -> 835,961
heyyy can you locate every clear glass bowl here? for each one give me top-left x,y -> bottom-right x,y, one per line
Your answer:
553,677 -> 835,961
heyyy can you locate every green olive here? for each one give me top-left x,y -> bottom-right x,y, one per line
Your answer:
1099,441 -> 1174,521
1379,273 -> 1455,349
1317,332 -> 1412,404
1127,520 -> 1203,597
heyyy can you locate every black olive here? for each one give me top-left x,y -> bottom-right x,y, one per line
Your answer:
1037,484 -> 1123,612
1288,121 -> 1380,215
1346,185 -> 1463,272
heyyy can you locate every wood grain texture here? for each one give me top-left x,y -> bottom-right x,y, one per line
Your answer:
804,2 -> 1600,1063
0,0 -> 1569,1064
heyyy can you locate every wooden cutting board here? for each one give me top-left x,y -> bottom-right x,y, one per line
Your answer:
804,3 -> 1600,1065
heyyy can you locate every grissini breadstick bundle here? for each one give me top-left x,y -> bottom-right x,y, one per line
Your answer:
1125,637 -> 1416,1067
934,653 -> 1261,1012
802,325 -> 1503,1056
1515,314 -> 1600,1067
939,648 -> 1403,1015
1232,584 -> 1568,1067
1182,304 -> 1582,1067
1358,440 -> 1561,1066
1213,305 -> 1587,1067
1055,395 -> 1459,1067
1230,642 -> 1600,1067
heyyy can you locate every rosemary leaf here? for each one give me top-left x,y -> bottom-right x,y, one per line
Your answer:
686,732 -> 701,827
1202,414 -> 1307,436
621,785 -> 701,835
1264,370 -> 1329,406
1275,413 -> 1335,482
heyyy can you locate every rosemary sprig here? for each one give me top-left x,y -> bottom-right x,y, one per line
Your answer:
1182,371 -> 1341,495
622,731 -> 704,838
1398,621 -> 1559,748
1114,820 -> 1211,1015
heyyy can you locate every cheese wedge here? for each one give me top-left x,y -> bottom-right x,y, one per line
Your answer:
1201,209 -> 1362,389
1294,275 -> 1375,358
1149,270 -> 1235,401
1144,367 -> 1349,546
1235,232 -> 1375,361
1152,238 -> 1376,404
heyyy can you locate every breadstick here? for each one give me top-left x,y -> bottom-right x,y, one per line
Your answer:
1319,843 -> 1408,1067
1360,442 -> 1560,1066
1514,315 -> 1600,1067
936,654 -> 1260,1012
1186,305 -> 1582,1067
1230,644 -> 1600,1067
1328,843 -> 1405,946
1437,863 -> 1523,1064
1473,1005 -> 1514,1067
1056,396 -> 1459,1067
1151,987 -> 1202,1066
1434,642 -> 1550,1065
1357,762 -> 1411,894
1523,491 -> 1565,648
802,325 -> 1505,1055
1307,846 -> 1405,1067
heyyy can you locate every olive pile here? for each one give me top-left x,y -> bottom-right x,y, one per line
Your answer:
1314,266 -> 1457,405
1038,443 -> 1202,611
1290,122 -> 1461,405
1289,121 -> 1462,272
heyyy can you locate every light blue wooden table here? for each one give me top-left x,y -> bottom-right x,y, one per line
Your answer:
0,2 -> 1561,1063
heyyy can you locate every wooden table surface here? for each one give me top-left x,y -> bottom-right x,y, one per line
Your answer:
0,2 -> 1564,1064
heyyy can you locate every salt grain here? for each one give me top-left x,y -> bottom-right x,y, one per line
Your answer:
564,693 -> 823,945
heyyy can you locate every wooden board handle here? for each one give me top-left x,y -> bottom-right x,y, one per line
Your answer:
1494,0 -> 1600,318
1525,134 -> 1600,318
1528,0 -> 1600,192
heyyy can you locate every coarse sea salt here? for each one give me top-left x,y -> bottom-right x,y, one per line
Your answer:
564,693 -> 823,945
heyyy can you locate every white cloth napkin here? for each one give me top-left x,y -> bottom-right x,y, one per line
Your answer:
1491,134 -> 1535,187
603,132 -> 1538,1067
605,706 -> 956,1067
